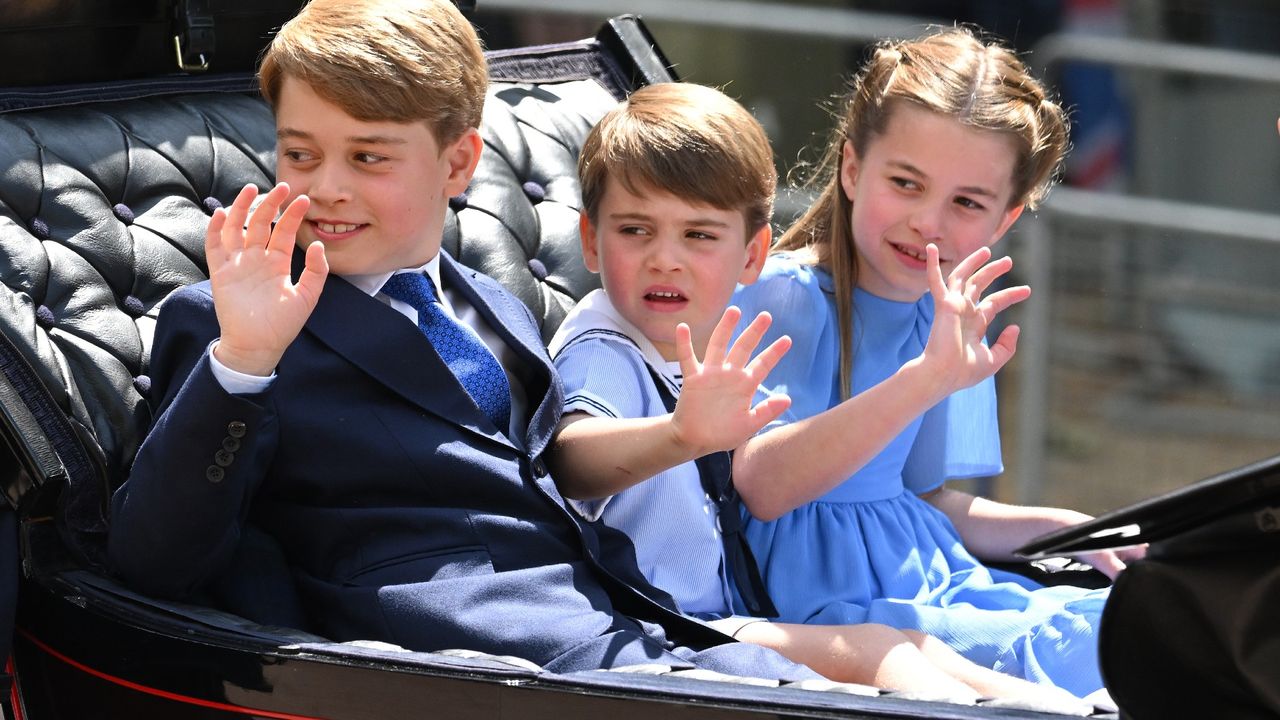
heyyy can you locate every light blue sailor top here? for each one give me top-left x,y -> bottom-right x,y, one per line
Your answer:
548,290 -> 739,617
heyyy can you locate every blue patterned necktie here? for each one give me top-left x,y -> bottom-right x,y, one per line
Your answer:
381,272 -> 512,430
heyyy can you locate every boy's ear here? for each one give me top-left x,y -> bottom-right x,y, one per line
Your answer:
579,212 -> 601,273
838,139 -> 859,202
443,128 -> 483,197
990,203 -> 1025,245
738,224 -> 771,285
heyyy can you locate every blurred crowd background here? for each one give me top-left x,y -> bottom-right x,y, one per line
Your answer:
471,0 -> 1280,516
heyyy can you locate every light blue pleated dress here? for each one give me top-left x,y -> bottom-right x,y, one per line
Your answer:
731,253 -> 1108,697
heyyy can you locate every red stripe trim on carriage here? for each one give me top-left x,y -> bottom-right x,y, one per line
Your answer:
16,628 -> 326,720
6,655 -> 25,720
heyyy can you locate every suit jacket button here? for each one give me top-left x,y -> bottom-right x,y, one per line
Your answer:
222,436 -> 241,452
214,450 -> 235,467
205,465 -> 225,483
531,458 -> 547,477
227,421 -> 247,438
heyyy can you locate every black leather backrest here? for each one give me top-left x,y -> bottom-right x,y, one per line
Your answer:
0,18 -> 675,564
0,90 -> 275,550
444,79 -> 614,338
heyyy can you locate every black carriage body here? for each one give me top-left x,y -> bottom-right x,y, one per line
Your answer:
0,0 -> 306,87
0,6 -> 1111,720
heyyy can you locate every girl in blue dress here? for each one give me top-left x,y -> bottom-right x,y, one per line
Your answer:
731,27 -> 1143,699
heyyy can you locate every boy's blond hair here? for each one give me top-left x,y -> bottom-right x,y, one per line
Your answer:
579,83 -> 776,237
779,26 -> 1069,400
259,0 -> 487,145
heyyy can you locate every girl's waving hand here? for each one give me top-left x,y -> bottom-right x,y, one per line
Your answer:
921,243 -> 1030,394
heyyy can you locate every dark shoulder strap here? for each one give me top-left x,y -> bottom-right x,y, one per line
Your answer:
645,366 -> 778,618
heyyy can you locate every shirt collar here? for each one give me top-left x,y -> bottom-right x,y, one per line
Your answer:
345,253 -> 446,303
548,289 -> 676,383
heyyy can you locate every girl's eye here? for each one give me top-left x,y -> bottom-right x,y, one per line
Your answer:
890,176 -> 920,191
955,196 -> 986,211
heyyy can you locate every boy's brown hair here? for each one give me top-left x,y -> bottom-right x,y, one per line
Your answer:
578,82 -> 776,237
258,0 -> 487,145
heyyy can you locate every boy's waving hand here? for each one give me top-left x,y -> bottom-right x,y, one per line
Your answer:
207,182 -> 327,377
670,307 -> 792,459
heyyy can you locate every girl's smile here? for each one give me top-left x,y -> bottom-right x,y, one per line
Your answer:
889,240 -> 929,270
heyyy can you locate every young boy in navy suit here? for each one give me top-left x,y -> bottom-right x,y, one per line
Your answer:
107,0 -> 815,679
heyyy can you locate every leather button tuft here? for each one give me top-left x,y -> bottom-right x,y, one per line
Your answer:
133,375 -> 151,396
448,192 -> 469,211
222,437 -> 241,453
35,305 -> 55,329
122,295 -> 145,316
227,421 -> 247,438
206,465 -> 225,483
527,258 -> 548,281
29,217 -> 50,239
521,181 -> 545,204
112,203 -> 135,224
202,197 -> 223,214
214,449 -> 235,467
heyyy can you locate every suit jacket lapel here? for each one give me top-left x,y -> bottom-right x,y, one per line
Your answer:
439,252 -> 563,458
302,264 -> 514,449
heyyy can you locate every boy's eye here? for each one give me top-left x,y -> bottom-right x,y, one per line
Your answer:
955,196 -> 986,211
353,152 -> 388,165
686,230 -> 717,241
282,149 -> 317,164
618,225 -> 649,236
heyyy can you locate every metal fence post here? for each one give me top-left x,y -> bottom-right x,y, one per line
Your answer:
1014,215 -> 1053,507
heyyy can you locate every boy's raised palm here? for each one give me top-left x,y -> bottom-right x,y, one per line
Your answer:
669,307 -> 792,458
923,244 -> 1030,393
207,183 -> 329,377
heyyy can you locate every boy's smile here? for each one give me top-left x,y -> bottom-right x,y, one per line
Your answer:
840,102 -> 1024,302
273,76 -> 480,276
580,178 -> 768,360
642,285 -> 689,311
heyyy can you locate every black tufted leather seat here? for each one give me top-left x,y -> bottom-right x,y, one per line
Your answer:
0,18 -> 675,574
443,79 -> 614,341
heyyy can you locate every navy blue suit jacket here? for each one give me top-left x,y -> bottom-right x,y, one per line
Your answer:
107,251 -> 811,677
